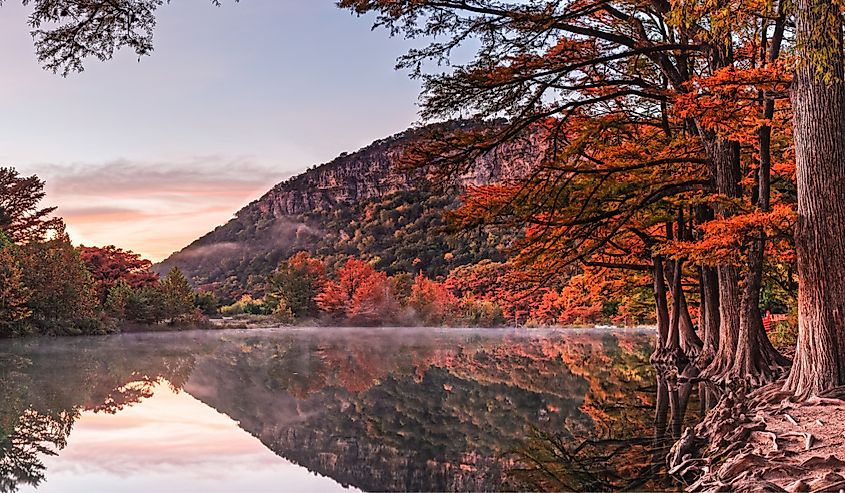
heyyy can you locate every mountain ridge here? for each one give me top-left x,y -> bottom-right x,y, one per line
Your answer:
155,120 -> 546,299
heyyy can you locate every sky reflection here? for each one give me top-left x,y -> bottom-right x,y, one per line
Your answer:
19,382 -> 357,493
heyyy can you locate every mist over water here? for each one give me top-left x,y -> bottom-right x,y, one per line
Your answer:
0,328 -> 702,492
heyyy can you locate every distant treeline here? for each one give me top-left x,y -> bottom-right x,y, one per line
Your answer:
214,252 -> 657,328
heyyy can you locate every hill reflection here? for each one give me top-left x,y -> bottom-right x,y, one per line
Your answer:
0,328 -> 701,492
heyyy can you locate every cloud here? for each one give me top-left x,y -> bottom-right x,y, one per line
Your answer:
38,156 -> 282,196
26,156 -> 290,261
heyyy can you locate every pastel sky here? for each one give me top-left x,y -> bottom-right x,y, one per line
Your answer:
0,1 -> 421,261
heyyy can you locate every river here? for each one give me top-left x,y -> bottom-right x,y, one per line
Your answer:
0,327 -> 705,492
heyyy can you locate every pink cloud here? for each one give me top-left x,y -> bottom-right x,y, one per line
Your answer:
28,157 -> 290,261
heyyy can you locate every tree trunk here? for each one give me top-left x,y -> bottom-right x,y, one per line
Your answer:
696,266 -> 720,366
727,237 -> 789,384
678,295 -> 702,357
700,135 -> 743,379
664,258 -> 700,361
652,255 -> 671,361
722,67 -> 789,384
695,204 -> 720,367
784,0 -> 845,396
663,234 -> 702,359
667,258 -> 683,356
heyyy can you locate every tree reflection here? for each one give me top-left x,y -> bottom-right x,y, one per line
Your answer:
0,336 -> 207,492
0,409 -> 76,493
508,371 -> 719,492
0,330 -> 699,493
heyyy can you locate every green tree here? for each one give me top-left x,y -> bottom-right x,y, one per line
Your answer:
124,286 -> 167,325
265,253 -> 325,319
159,267 -> 195,321
104,280 -> 134,322
16,233 -> 98,334
0,168 -> 63,244
194,291 -> 220,317
0,235 -> 31,337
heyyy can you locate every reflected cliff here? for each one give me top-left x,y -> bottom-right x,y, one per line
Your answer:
0,328 -> 701,492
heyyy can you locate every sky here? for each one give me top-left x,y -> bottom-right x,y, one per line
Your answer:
0,1 -> 422,261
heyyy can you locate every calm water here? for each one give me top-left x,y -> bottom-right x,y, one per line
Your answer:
0,328 -> 706,492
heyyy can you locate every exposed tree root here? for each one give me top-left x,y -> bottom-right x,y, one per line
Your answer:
694,345 -> 717,370
651,346 -> 689,375
667,381 -> 845,492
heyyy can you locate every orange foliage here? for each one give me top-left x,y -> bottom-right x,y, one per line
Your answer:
662,204 -> 796,266
408,273 -> 459,325
316,258 -> 398,325
78,245 -> 159,303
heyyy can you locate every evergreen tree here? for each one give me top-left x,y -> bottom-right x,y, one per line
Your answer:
265,253 -> 325,319
0,168 -> 63,244
104,280 -> 134,322
159,267 -> 195,321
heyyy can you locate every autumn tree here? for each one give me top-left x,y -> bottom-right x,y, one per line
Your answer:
453,117 -> 705,355
341,0 -> 794,383
0,168 -> 62,244
0,233 -> 31,337
407,272 -> 459,326
78,245 -> 159,303
443,260 -> 546,325
316,258 -> 398,325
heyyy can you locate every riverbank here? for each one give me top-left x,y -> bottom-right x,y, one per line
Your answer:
670,378 -> 845,492
209,314 -> 657,331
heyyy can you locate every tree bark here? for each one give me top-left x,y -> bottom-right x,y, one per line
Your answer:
784,0 -> 845,396
729,237 -> 789,384
651,255 -> 670,361
667,258 -> 683,355
700,135 -> 743,379
696,266 -> 720,366
664,258 -> 700,360
665,210 -> 703,359
695,203 -> 720,367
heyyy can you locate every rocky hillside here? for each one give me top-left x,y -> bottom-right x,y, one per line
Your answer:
156,121 -> 546,299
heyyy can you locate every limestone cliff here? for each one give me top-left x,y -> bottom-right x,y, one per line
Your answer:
156,121 -> 545,296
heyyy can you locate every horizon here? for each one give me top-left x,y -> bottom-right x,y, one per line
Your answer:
0,1 -> 422,261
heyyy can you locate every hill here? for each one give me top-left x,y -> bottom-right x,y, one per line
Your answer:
155,121 -> 546,300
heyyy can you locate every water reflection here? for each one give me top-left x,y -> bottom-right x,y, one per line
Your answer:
507,374 -> 713,492
0,328 -> 709,492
